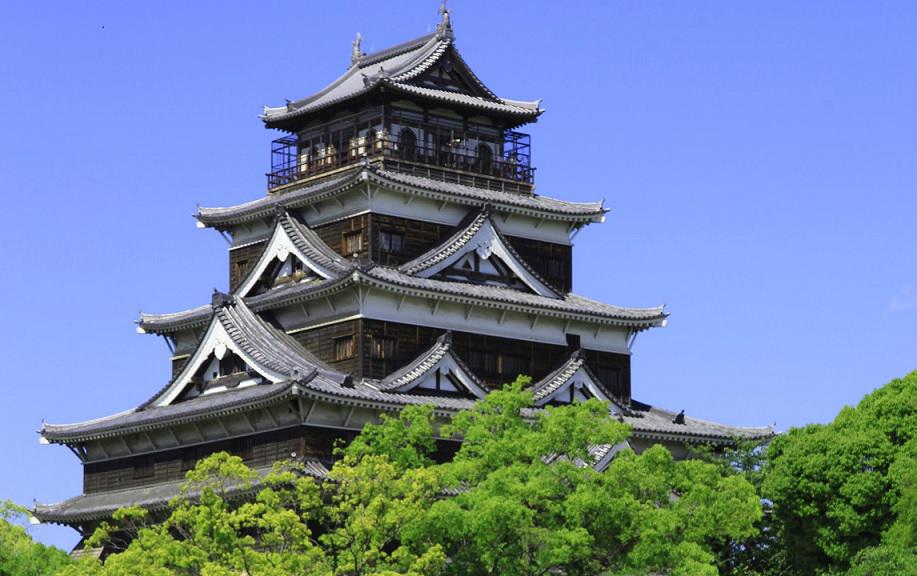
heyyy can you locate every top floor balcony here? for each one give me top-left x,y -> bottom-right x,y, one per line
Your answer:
267,109 -> 534,194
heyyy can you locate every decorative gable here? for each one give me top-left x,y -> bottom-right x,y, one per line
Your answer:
235,212 -> 349,297
532,351 -> 620,411
399,208 -> 562,298
376,332 -> 487,398
150,293 -> 333,407
407,48 -> 494,99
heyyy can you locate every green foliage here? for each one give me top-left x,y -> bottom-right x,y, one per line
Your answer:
0,500 -> 72,576
57,376 -> 765,575
763,370 -> 917,575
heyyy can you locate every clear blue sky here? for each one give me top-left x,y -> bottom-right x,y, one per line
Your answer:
2,1 -> 915,550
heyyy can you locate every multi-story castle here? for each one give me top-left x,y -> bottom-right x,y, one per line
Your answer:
35,7 -> 771,544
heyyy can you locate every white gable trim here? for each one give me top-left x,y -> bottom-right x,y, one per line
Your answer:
235,221 -> 335,297
535,365 -> 611,408
392,353 -> 487,399
414,218 -> 559,298
154,318 -> 287,407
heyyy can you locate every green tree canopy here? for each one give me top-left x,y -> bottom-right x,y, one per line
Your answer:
763,370 -> 917,575
60,377 -> 762,576
0,499 -> 72,576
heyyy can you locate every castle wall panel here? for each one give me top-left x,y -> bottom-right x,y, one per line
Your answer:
505,236 -> 573,293
313,215 -> 369,263
82,426 -> 343,494
358,319 -> 628,394
290,319 -> 361,378
368,213 -> 450,267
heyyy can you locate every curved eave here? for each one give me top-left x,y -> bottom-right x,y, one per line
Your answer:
626,425 -> 776,446
137,306 -> 213,335
40,381 -> 301,445
382,80 -> 542,120
359,268 -> 668,329
196,166 -> 605,231
196,169 -> 366,229
33,461 -> 328,525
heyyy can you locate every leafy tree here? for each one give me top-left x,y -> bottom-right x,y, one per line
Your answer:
0,499 -> 72,576
763,371 -> 917,575
402,378 -> 762,575
61,377 -> 763,575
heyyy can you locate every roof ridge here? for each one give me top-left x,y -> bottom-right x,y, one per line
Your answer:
356,32 -> 439,68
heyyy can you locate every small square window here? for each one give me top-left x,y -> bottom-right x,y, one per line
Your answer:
379,230 -> 404,254
334,335 -> 355,361
343,230 -> 363,255
371,336 -> 396,359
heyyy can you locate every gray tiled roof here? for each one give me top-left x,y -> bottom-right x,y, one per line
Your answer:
195,165 -> 605,229
399,209 -> 492,275
138,305 -> 212,334
300,377 -> 477,413
374,332 -> 483,393
366,169 -> 606,220
33,460 -> 329,524
261,31 -> 540,128
141,262 -> 665,338
532,351 -> 591,403
398,206 -> 562,297
363,266 -> 667,327
41,381 -> 300,442
622,402 -> 774,442
196,170 -> 364,228
213,297 -> 339,382
281,212 -> 354,277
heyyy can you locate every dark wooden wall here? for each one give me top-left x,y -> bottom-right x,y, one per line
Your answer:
290,318 -> 362,377
82,426 -> 348,494
228,241 -> 267,292
291,318 -> 631,398
313,214 -> 370,264
227,213 -> 573,293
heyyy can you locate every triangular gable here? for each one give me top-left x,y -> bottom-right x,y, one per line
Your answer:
235,213 -> 346,297
377,333 -> 487,398
151,295 -> 317,407
399,44 -> 498,100
533,352 -> 617,410
399,209 -> 561,298
154,315 -> 284,407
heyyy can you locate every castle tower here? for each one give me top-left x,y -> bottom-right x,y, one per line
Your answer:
34,13 -> 772,539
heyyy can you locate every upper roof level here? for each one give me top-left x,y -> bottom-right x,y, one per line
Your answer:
261,13 -> 542,131
261,8 -> 544,194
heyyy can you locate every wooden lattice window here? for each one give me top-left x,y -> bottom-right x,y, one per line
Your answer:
343,230 -> 363,255
371,336 -> 396,359
334,335 -> 355,360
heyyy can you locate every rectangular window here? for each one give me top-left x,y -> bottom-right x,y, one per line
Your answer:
334,335 -> 355,360
343,230 -> 363,255
379,229 -> 404,254
371,336 -> 396,359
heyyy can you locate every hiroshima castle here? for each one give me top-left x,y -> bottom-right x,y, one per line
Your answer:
34,6 -> 772,541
